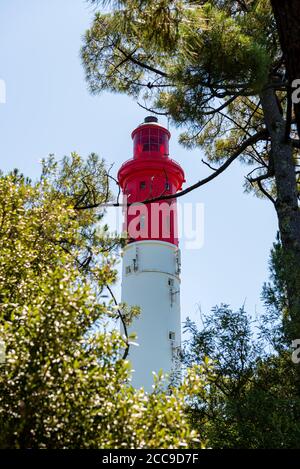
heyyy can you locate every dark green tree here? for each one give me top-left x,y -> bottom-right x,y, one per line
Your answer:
183,236 -> 300,448
183,301 -> 300,448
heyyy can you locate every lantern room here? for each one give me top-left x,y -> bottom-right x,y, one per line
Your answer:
132,116 -> 170,159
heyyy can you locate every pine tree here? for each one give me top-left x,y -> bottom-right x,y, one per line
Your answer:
81,0 -> 300,345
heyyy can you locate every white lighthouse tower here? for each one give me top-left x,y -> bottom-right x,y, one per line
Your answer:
118,117 -> 185,391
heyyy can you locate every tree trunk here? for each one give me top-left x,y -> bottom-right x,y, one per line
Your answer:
260,86 -> 300,341
271,0 -> 300,139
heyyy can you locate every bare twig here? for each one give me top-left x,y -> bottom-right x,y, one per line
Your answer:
201,159 -> 218,171
106,284 -> 130,360
137,101 -> 169,116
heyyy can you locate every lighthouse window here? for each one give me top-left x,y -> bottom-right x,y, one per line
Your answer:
165,182 -> 170,190
169,331 -> 175,341
140,128 -> 163,153
133,126 -> 169,158
140,181 -> 146,190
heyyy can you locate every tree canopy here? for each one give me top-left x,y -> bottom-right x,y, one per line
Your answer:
183,296 -> 300,448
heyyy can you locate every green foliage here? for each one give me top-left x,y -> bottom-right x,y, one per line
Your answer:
183,297 -> 300,448
81,0 -> 300,216
261,237 -> 289,349
81,1 -> 283,200
83,1 -> 272,93
82,1 -> 273,121
0,158 -> 205,449
184,304 -> 261,384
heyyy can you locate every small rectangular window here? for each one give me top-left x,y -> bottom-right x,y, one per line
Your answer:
140,181 -> 146,189
165,182 -> 170,190
169,331 -> 175,340
126,266 -> 131,274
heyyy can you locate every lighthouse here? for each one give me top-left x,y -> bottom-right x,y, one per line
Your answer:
118,116 -> 185,391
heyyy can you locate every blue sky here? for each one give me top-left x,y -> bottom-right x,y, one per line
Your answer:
0,0 -> 278,325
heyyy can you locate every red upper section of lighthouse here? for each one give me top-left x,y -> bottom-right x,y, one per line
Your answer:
117,117 -> 185,246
